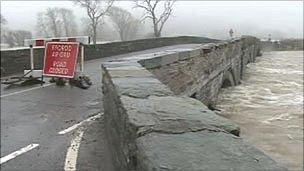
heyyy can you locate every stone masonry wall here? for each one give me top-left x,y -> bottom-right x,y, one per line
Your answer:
149,36 -> 261,108
102,36 -> 287,171
0,36 -> 219,77
0,47 -> 45,76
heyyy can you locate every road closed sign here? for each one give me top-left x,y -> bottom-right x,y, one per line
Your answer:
43,42 -> 79,78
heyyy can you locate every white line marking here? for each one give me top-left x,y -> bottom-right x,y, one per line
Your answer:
64,129 -> 84,171
58,113 -> 102,135
0,143 -> 39,164
0,83 -> 53,98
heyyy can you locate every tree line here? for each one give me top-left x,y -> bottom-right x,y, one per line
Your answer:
1,0 -> 175,48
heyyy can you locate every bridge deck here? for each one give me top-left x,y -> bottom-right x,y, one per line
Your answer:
0,44 -> 201,171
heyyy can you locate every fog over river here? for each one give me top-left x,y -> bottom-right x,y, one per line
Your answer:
216,51 -> 303,171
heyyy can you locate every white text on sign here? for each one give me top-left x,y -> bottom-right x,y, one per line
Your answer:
51,45 -> 73,58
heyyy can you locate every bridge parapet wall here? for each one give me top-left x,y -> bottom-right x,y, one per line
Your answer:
0,36 -> 219,77
149,35 -> 261,107
102,36 -> 287,171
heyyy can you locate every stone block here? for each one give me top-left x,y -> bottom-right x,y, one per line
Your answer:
138,57 -> 162,69
137,132 -> 288,171
188,48 -> 201,58
102,61 -> 141,69
207,43 -> 217,49
234,38 -> 241,42
177,51 -> 190,61
112,77 -> 173,98
122,95 -> 240,136
201,44 -> 213,54
217,43 -> 225,49
108,68 -> 153,78
161,52 -> 179,66
164,49 -> 195,61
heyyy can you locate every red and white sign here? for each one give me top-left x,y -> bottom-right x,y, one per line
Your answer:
43,42 -> 79,78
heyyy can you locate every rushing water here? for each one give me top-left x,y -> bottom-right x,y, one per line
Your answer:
216,51 -> 303,171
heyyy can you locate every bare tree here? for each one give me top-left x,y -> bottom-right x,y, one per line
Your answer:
36,8 -> 78,37
59,8 -> 78,36
3,30 -> 32,47
81,17 -> 119,42
1,14 -> 7,25
36,12 -> 50,37
6,30 -> 32,47
134,0 -> 175,37
46,8 -> 61,37
1,14 -> 8,44
1,15 -> 32,47
75,0 -> 114,44
109,6 -> 140,41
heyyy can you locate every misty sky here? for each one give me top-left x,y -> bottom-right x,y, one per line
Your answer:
1,0 -> 303,39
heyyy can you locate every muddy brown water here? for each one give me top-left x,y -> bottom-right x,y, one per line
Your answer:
216,51 -> 303,171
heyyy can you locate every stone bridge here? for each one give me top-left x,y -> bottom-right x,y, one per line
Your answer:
146,36 -> 261,108
101,36 -> 286,170
0,36 -> 287,171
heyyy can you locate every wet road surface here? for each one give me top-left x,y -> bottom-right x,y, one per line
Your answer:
0,44 -> 201,171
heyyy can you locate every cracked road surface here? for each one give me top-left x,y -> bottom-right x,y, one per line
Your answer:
1,44 -> 201,171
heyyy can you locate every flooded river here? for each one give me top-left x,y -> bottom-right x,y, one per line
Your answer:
216,51 -> 303,171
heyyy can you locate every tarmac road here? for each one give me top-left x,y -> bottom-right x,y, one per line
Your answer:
0,44 -> 201,171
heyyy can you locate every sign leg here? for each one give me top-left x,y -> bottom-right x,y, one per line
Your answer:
30,45 -> 34,71
81,45 -> 84,72
41,75 -> 44,86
